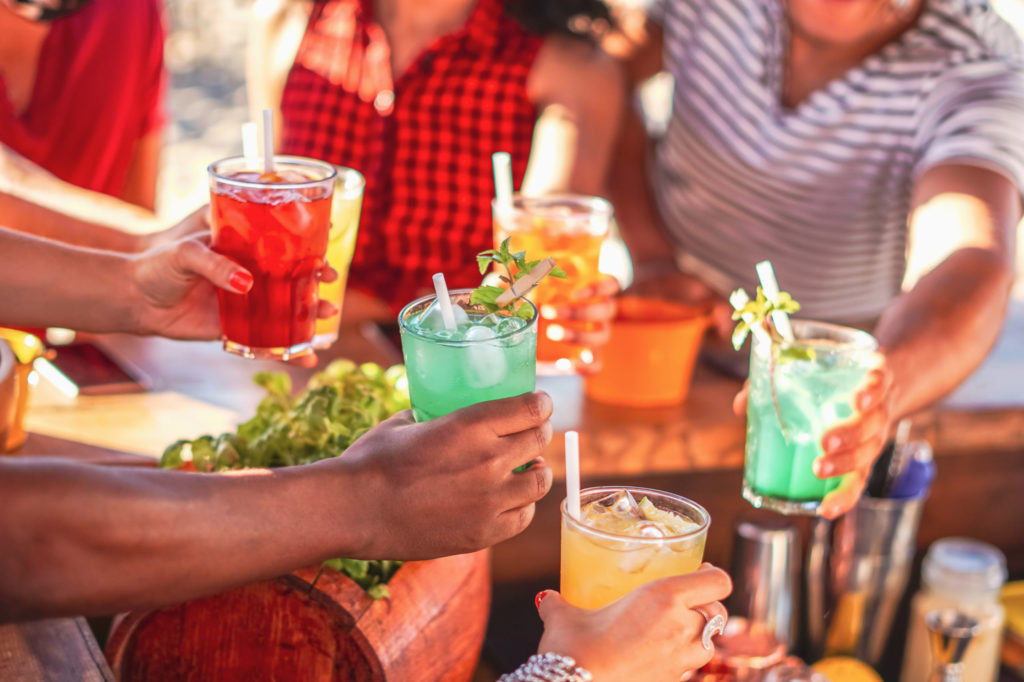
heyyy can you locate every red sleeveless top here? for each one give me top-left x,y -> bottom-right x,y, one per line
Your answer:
281,0 -> 543,310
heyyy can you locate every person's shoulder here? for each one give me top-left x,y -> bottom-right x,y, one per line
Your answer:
912,0 -> 1024,65
536,37 -> 623,92
62,0 -> 163,45
528,37 -> 625,123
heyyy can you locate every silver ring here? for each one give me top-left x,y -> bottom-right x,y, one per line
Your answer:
694,607 -> 725,650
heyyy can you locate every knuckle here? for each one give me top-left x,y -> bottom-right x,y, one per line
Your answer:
516,504 -> 536,532
531,425 -> 549,452
533,467 -> 552,499
713,569 -> 733,597
524,393 -> 543,422
695,645 -> 715,668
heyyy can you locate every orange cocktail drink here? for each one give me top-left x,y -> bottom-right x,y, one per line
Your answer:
493,195 -> 611,374
561,486 -> 710,609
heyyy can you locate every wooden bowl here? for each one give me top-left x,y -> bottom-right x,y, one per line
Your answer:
106,549 -> 491,681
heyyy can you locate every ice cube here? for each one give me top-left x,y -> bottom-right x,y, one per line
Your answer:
495,317 -> 526,336
593,490 -> 643,518
464,323 -> 507,388
480,313 -> 503,328
416,299 -> 470,333
464,325 -> 497,342
617,543 -> 664,574
637,522 -> 665,539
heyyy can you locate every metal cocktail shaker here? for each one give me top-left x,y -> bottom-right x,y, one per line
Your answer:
806,491 -> 927,663
729,516 -> 801,651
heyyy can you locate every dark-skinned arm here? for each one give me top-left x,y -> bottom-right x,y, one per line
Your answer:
0,393 -> 554,623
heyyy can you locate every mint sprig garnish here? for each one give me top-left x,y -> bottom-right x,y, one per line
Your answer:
730,286 -> 800,350
730,286 -> 809,443
470,237 -> 566,320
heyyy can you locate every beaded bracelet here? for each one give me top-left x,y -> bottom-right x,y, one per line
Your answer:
497,653 -> 594,682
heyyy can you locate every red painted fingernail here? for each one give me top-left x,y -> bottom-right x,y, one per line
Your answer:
535,591 -> 550,609
229,271 -> 253,293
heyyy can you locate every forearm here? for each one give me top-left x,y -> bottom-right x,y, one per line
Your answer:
0,228 -> 138,332
875,247 -> 1014,417
608,97 -> 676,268
0,458 -> 361,622
0,144 -> 158,247
0,192 -> 142,252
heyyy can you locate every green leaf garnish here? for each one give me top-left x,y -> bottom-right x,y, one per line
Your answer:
728,287 -> 802,351
730,284 -> 810,443
472,237 -> 566,320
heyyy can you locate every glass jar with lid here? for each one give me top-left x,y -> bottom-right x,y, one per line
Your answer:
899,537 -> 1007,682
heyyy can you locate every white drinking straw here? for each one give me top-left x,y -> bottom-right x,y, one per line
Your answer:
431,272 -> 457,331
492,151 -> 513,214
241,122 -> 259,160
261,109 -> 276,174
755,260 -> 794,342
564,430 -> 581,521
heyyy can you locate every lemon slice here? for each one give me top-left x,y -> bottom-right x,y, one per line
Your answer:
811,657 -> 882,682
638,497 -> 699,536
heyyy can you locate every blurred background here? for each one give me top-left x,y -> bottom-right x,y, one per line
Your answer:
158,0 -> 1024,298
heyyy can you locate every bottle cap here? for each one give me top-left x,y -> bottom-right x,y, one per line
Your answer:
923,538 -> 1007,597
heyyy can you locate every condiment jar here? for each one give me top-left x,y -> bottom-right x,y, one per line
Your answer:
900,538 -> 1007,682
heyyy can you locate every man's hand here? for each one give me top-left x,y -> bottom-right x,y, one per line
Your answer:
816,359 -> 894,517
733,355 -> 894,518
337,392 -> 555,560
536,564 -> 732,681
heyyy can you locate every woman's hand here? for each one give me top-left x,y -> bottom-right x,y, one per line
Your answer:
128,236 -> 337,347
732,356 -> 895,518
535,564 -> 732,682
133,206 -> 211,252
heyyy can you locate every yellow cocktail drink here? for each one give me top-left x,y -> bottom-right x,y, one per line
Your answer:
561,487 -> 710,609
493,195 -> 611,374
313,167 -> 365,349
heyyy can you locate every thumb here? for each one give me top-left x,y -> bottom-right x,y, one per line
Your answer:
536,589 -> 571,624
175,239 -> 252,294
732,381 -> 749,417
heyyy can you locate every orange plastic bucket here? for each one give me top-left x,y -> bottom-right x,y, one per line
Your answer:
584,296 -> 707,407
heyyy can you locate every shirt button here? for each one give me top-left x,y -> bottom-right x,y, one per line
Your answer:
374,90 -> 395,115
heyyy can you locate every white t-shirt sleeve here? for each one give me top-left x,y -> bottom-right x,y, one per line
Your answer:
914,60 -> 1024,195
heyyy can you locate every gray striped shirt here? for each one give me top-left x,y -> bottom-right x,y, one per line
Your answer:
652,0 -> 1024,323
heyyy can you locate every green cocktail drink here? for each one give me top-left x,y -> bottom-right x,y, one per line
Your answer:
743,319 -> 878,515
398,289 -> 538,422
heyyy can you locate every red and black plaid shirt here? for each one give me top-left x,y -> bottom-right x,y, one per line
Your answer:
281,0 -> 543,310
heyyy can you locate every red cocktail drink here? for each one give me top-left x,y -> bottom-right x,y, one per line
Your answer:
208,156 -> 336,360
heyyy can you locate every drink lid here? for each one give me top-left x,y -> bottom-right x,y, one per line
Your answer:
922,537 -> 1007,596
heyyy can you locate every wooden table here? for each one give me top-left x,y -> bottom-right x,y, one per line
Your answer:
10,313 -> 1024,678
